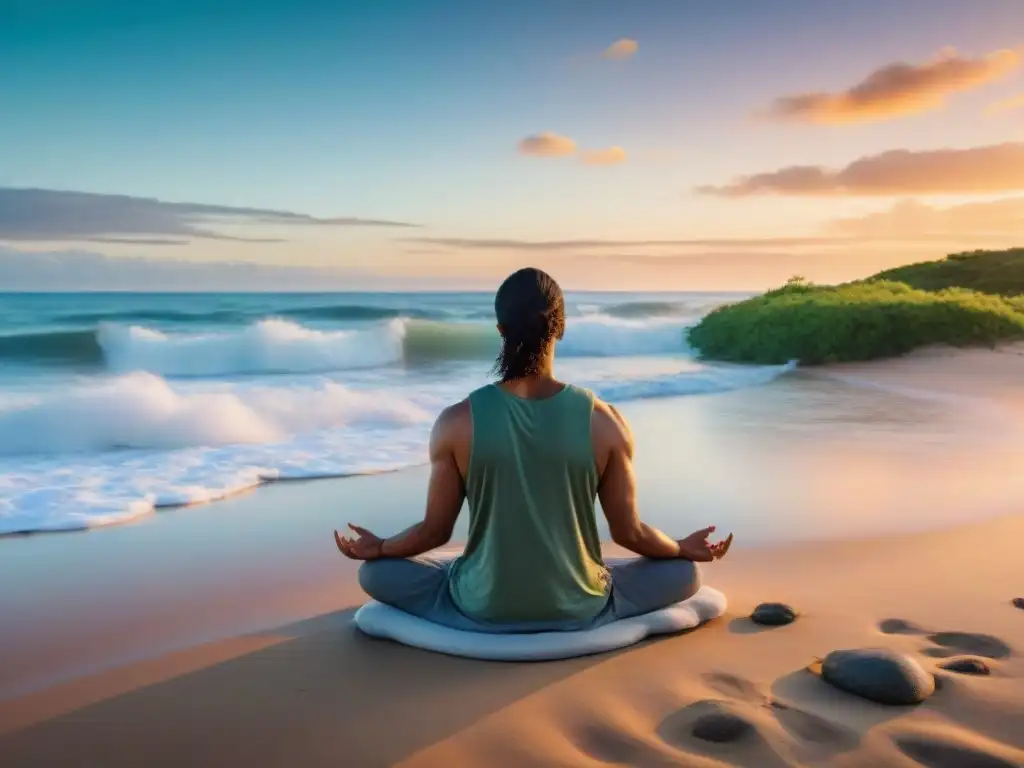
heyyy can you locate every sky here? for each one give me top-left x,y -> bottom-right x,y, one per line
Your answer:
2,0 -> 1023,290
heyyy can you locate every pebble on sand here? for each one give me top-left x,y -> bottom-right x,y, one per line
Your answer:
1013,597 -> 1024,610
820,648 -> 935,705
750,602 -> 797,626
691,702 -> 754,743
939,657 -> 991,676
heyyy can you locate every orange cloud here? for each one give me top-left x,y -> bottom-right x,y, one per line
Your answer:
987,93 -> 1024,115
603,39 -> 638,60
698,142 -> 1024,197
580,146 -> 627,166
517,132 -> 576,157
765,47 -> 1020,124
827,197 -> 1024,238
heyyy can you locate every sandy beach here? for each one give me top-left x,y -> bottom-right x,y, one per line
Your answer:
1,347 -> 1022,767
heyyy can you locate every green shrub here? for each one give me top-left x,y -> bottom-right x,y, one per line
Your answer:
873,248 -> 1024,296
687,280 -> 1024,365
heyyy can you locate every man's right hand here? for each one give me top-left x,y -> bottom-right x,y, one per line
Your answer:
677,526 -> 733,562
334,524 -> 385,560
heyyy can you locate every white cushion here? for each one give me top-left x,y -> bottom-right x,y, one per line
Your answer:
353,586 -> 727,661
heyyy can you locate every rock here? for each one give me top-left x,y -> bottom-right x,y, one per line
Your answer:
1013,597 -> 1024,610
750,602 -> 797,626
820,648 -> 935,705
939,657 -> 991,676
691,702 -> 754,743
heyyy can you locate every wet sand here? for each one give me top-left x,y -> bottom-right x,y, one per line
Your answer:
1,346 -> 1022,766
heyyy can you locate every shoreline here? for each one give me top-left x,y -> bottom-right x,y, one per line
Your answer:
2,344 -> 1023,699
5,341 -> 1023,540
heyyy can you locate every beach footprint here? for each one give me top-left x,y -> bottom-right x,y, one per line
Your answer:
691,671 -> 858,756
572,722 -> 674,766
924,632 -> 1013,660
878,618 -> 928,635
767,700 -> 858,749
893,733 -> 1023,768
876,618 -> 1013,660
657,699 -> 762,749
701,671 -> 768,704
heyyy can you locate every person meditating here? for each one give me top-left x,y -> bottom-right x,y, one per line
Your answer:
335,267 -> 732,633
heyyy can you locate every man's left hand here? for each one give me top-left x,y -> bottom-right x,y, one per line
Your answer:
334,524 -> 384,560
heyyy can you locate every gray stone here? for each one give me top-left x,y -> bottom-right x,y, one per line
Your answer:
939,657 -> 991,675
750,602 -> 797,626
691,707 -> 753,743
1013,597 -> 1023,610
821,648 -> 935,705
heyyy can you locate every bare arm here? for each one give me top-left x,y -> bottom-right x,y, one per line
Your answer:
595,402 -> 682,559
335,402 -> 466,561
377,403 -> 466,558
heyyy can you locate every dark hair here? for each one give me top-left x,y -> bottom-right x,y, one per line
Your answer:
492,267 -> 565,381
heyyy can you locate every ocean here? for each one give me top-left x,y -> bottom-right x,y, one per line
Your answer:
0,291 -> 797,535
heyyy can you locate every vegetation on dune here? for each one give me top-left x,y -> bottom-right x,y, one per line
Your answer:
874,248 -> 1024,296
687,249 -> 1024,365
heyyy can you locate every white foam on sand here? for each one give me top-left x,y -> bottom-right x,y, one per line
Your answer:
0,359 -> 792,534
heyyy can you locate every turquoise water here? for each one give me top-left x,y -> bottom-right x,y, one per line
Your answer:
0,290 -> 797,534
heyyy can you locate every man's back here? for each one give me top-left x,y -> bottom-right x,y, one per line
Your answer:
338,268 -> 729,632
447,382 -> 610,625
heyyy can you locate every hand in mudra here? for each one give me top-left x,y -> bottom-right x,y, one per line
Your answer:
334,524 -> 384,560
677,526 -> 733,562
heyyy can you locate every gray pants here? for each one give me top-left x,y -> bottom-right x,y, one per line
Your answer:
358,556 -> 702,633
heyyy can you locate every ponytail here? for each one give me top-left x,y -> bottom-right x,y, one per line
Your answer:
492,268 -> 566,381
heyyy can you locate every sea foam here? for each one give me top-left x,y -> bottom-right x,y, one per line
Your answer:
0,359 -> 794,534
0,371 -> 431,455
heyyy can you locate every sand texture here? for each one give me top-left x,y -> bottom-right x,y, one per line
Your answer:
1,513 -> 1020,767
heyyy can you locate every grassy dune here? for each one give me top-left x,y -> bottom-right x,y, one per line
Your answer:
688,249 -> 1024,365
876,247 -> 1024,296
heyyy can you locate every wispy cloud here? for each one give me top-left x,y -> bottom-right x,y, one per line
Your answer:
517,132 -> 577,157
602,39 -> 638,61
0,188 -> 418,244
517,134 -> 629,166
764,47 -> 1020,124
580,146 -> 628,166
399,235 -> 960,252
826,196 -> 1024,238
0,248 -> 390,291
698,142 -> 1024,197
987,93 -> 1024,115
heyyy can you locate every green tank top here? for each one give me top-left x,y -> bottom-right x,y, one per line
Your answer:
448,383 -> 610,624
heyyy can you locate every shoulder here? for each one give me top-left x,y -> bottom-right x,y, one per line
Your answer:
435,398 -> 471,431
591,396 -> 633,456
431,398 -> 471,446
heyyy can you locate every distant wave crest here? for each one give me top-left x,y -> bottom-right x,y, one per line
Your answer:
0,316 -> 697,375
55,303 -> 448,326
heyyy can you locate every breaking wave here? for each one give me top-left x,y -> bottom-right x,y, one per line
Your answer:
1,316 -> 696,376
